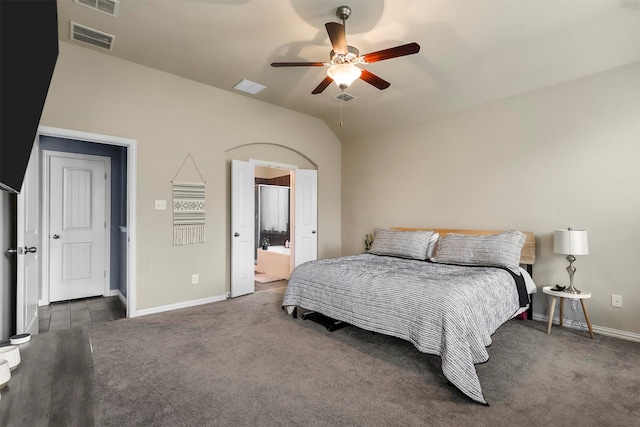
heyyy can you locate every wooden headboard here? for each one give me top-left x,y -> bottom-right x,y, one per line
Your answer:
391,228 -> 536,265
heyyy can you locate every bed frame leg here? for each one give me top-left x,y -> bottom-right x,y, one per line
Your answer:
301,311 -> 349,332
281,306 -> 298,318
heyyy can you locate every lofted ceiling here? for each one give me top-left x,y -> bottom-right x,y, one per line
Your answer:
56,0 -> 640,141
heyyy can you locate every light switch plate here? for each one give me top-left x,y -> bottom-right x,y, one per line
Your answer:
155,200 -> 167,210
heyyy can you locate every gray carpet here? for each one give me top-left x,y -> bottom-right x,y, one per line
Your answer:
254,279 -> 288,292
88,287 -> 640,426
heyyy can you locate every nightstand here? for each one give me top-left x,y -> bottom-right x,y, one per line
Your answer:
542,286 -> 595,339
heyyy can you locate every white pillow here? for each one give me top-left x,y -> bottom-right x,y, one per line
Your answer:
369,228 -> 433,260
430,230 -> 526,274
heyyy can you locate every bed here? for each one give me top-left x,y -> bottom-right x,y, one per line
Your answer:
282,228 -> 536,405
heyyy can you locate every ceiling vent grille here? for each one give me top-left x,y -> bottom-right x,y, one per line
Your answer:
75,0 -> 119,17
70,22 -> 115,51
233,79 -> 267,95
335,93 -> 357,102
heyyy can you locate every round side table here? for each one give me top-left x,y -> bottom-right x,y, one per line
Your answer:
542,286 -> 595,339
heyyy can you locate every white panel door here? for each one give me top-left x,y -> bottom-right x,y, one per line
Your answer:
49,154 -> 108,301
294,169 -> 318,267
16,141 -> 40,335
231,160 -> 255,297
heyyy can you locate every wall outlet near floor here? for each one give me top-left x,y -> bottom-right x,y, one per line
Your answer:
155,199 -> 167,210
611,294 -> 622,308
192,274 -> 199,285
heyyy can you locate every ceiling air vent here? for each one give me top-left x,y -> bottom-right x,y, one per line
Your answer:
233,79 -> 267,95
75,0 -> 119,17
70,22 -> 115,51
335,93 -> 357,102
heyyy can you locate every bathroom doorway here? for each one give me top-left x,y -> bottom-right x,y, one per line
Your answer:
230,155 -> 317,298
254,165 -> 292,290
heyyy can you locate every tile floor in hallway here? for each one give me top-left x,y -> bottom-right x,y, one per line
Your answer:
38,296 -> 126,333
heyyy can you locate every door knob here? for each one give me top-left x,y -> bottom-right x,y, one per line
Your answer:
311,230 -> 317,234
52,234 -> 60,239
5,247 -> 36,255
234,232 -> 240,237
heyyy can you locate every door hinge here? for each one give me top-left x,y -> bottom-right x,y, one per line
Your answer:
104,221 -> 107,229
105,173 -> 107,180
104,271 -> 106,278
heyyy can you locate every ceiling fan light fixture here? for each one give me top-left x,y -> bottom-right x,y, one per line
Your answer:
271,6 -> 420,95
327,64 -> 361,90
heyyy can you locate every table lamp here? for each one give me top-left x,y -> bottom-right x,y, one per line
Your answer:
553,228 -> 589,294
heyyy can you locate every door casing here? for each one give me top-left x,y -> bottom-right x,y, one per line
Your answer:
36,126 -> 138,317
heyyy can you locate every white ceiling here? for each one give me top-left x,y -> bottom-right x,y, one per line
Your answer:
56,0 -> 640,140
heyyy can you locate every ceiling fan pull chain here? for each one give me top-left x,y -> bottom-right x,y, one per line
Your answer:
340,93 -> 344,127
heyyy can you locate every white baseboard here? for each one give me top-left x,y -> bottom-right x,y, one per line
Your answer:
117,291 -> 127,306
532,313 -> 640,343
135,294 -> 228,318
105,289 -> 127,306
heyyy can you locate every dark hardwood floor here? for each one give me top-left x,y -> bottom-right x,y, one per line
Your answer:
1,296 -> 124,426
0,327 -> 96,426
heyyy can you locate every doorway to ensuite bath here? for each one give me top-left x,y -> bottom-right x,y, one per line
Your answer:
254,165 -> 291,292
230,154 -> 317,298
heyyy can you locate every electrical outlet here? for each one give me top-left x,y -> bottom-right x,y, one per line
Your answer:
155,200 -> 167,210
192,274 -> 199,285
611,294 -> 622,308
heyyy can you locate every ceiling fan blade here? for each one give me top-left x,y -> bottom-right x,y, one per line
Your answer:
362,42 -> 421,64
312,76 -> 333,94
271,62 -> 325,67
325,22 -> 348,55
359,69 -> 390,90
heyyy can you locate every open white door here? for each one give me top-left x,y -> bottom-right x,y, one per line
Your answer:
230,160 -> 255,297
294,169 -> 317,267
16,141 -> 40,335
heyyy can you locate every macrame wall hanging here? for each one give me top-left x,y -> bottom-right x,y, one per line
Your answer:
171,154 -> 206,246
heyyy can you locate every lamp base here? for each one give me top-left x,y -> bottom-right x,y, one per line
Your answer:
565,255 -> 581,294
564,285 -> 581,294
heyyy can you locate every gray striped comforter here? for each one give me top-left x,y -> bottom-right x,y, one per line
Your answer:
282,253 -> 522,404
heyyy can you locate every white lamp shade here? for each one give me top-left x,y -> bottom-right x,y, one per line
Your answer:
554,229 -> 589,255
327,64 -> 362,89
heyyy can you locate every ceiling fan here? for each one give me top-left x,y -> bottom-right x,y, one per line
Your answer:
271,5 -> 420,94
